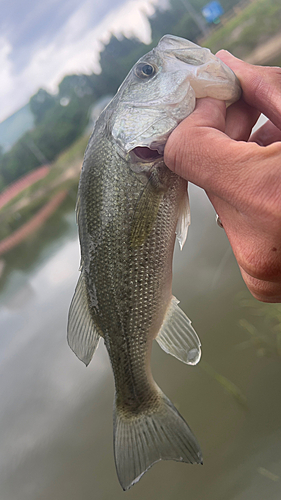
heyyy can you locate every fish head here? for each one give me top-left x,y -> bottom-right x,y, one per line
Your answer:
107,34 -> 241,157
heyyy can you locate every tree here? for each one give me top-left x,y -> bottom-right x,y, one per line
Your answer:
95,35 -> 148,96
30,89 -> 57,124
59,74 -> 95,100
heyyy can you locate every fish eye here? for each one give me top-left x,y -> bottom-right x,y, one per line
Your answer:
135,63 -> 156,79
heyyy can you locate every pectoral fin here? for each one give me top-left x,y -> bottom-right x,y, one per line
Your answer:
156,296 -> 201,365
176,189 -> 190,250
67,270 -> 101,366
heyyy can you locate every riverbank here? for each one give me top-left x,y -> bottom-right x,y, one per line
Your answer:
245,31 -> 281,65
0,134 -> 87,246
201,0 -> 281,66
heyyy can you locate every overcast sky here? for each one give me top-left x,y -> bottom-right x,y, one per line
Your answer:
0,0 -> 161,122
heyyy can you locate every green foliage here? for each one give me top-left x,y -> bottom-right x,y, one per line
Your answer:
200,360 -> 248,408
237,292 -> 281,360
0,133 -> 87,242
148,0 -> 241,43
204,0 -> 281,57
32,96 -> 92,158
30,89 -> 57,124
218,0 -> 241,12
0,104 -> 34,152
59,74 -> 95,100
149,0 -> 202,43
0,175 -> 5,192
95,35 -> 147,95
0,136 -> 38,184
1,80 -> 95,185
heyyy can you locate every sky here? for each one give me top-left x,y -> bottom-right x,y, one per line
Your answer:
0,0 -> 162,123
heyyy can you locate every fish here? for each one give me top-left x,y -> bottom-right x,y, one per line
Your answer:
67,34 -> 241,490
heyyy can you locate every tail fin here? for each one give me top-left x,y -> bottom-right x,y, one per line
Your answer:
113,391 -> 202,490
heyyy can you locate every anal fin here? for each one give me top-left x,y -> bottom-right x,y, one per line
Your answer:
155,296 -> 201,365
67,270 -> 100,366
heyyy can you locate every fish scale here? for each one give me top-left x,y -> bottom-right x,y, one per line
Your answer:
67,34 -> 241,490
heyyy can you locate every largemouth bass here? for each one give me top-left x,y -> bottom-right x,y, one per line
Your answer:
68,35 -> 241,490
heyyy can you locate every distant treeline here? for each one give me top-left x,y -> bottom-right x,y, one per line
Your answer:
0,0 -> 240,191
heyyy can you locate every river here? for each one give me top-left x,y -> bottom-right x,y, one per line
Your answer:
0,150 -> 281,499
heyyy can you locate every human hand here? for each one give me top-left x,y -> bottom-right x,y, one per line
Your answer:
164,51 -> 281,302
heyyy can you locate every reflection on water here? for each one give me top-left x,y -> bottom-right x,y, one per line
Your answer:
0,188 -> 78,294
0,184 -> 280,500
0,190 -> 68,256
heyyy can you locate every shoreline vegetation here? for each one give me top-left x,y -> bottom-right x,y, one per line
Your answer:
0,0 -> 280,265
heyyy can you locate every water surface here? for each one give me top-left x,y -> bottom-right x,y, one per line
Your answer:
0,183 -> 280,500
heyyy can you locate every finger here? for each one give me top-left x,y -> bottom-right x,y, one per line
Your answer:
193,96 -> 227,131
225,99 -> 260,140
250,119 -> 281,146
216,50 -> 281,130
164,97 -> 226,182
209,191 -> 281,274
208,193 -> 281,302
165,97 -> 266,204
165,97 -> 229,187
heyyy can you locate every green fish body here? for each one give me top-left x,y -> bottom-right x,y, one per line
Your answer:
68,35 -> 241,490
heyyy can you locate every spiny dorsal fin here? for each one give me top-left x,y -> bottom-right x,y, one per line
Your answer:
155,296 -> 201,365
67,270 -> 101,366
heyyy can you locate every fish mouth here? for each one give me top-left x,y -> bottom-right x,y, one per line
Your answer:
131,146 -> 164,164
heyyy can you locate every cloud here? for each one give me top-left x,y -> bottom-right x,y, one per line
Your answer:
0,37 -> 16,121
2,0 -> 124,65
98,0 -> 155,44
0,0 -> 158,122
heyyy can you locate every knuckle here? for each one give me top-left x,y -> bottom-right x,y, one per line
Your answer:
249,65 -> 281,108
239,248 -> 281,282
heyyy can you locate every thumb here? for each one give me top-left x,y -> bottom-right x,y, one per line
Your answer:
164,97 -> 228,183
182,96 -> 226,130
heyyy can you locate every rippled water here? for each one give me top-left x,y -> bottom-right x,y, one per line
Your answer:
0,180 -> 280,500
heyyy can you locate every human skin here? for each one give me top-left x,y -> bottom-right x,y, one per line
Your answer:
164,51 -> 281,302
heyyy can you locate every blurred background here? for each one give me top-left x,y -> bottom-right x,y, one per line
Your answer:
0,0 -> 281,499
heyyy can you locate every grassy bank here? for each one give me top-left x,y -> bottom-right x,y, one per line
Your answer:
0,134 -> 88,241
202,0 -> 281,62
